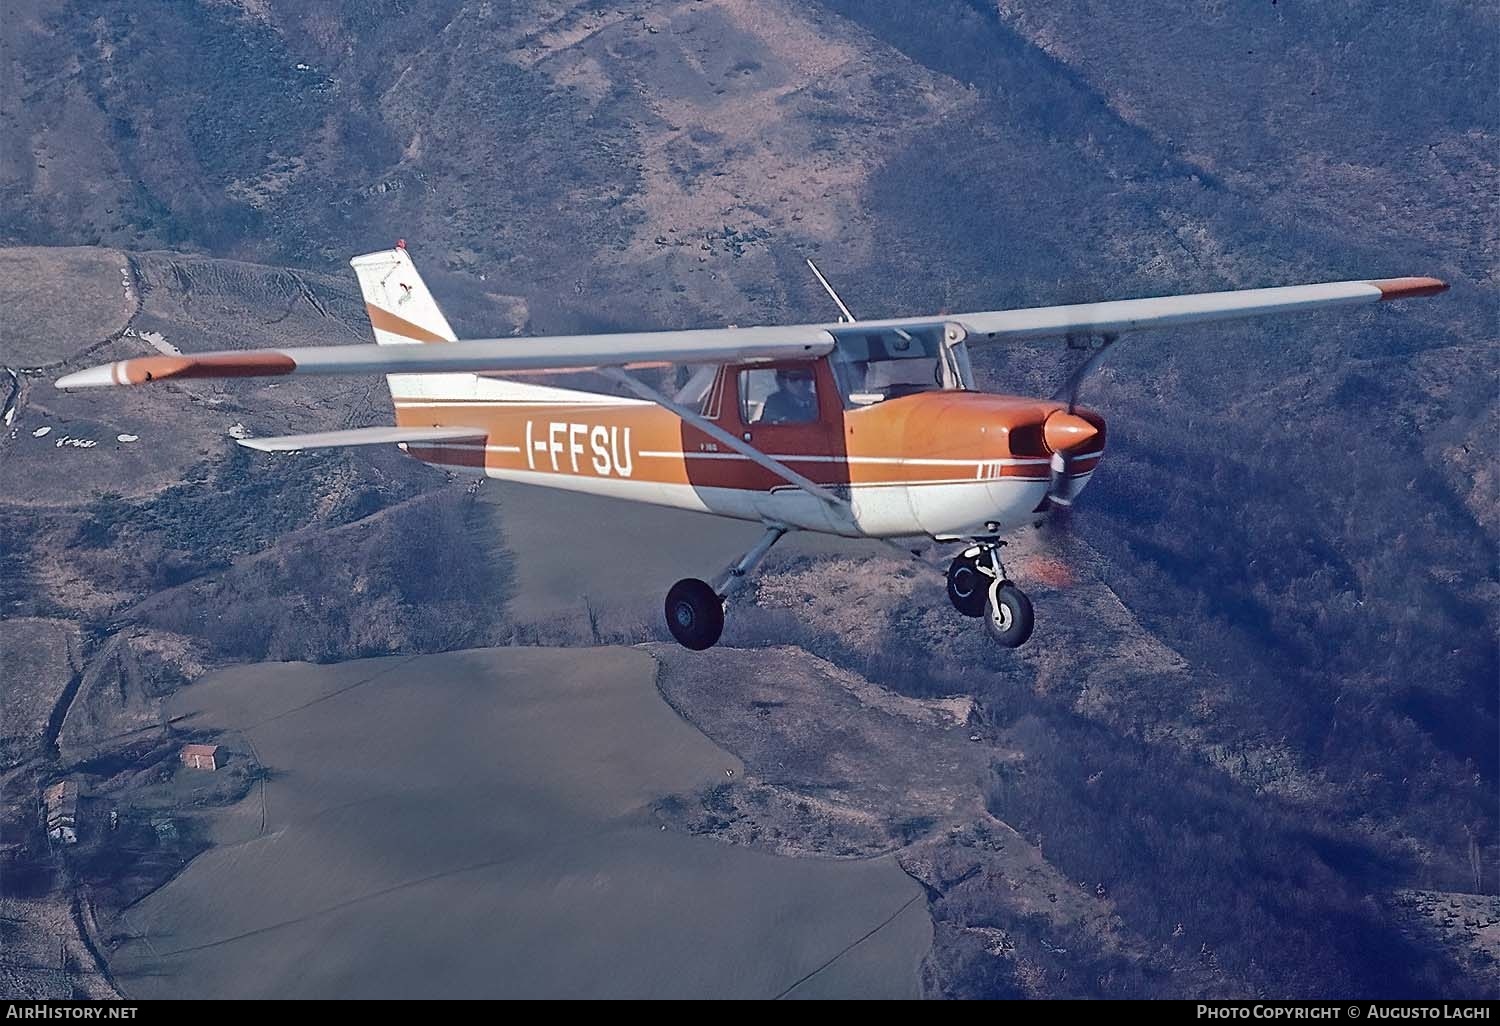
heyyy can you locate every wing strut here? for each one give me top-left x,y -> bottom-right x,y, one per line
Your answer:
600,368 -> 852,515
1052,332 -> 1122,412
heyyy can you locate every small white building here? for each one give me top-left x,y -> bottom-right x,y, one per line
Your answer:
43,780 -> 78,845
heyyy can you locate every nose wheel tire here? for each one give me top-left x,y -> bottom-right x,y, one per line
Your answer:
984,581 -> 1034,648
665,578 -> 725,650
946,555 -> 988,618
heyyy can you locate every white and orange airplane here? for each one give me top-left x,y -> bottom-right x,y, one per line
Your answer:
57,244 -> 1446,650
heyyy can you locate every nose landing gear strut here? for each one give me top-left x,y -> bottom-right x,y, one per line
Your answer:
946,539 -> 1035,648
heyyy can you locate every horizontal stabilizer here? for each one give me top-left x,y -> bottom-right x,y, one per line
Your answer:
235,425 -> 487,452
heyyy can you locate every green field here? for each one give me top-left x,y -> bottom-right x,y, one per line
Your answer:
108,646 -> 930,998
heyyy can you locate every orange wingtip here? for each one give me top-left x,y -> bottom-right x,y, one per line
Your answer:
118,352 -> 297,384
1371,277 -> 1448,300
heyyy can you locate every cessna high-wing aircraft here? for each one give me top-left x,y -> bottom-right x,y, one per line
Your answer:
56,244 -> 1446,650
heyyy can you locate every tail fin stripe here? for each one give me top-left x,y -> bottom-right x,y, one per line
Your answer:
366,304 -> 451,344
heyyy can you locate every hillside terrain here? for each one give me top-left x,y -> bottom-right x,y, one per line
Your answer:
1,0 -> 1495,999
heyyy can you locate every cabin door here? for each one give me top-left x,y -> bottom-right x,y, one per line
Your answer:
725,360 -> 845,528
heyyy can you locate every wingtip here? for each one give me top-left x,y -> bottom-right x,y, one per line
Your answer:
1372,276 -> 1449,300
59,352 -> 298,388
55,364 -> 118,389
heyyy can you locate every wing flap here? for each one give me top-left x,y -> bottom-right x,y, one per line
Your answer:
235,426 -> 487,452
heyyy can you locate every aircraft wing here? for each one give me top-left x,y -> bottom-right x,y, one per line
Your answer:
54,325 -> 834,389
937,277 -> 1447,343
235,426 -> 488,452
54,277 -> 1446,391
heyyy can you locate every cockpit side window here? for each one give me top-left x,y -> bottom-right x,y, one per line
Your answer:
740,365 -> 820,425
828,326 -> 958,407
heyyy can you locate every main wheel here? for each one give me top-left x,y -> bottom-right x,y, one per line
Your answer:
983,582 -> 1034,648
946,554 -> 988,618
665,578 -> 725,651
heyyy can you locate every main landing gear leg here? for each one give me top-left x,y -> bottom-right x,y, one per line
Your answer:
665,526 -> 787,651
946,539 -> 1034,648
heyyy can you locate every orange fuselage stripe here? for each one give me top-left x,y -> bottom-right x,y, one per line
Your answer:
392,390 -> 1104,492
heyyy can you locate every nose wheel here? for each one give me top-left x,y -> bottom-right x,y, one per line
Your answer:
983,580 -> 1034,647
947,540 -> 1034,648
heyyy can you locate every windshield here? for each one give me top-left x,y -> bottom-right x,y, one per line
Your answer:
828,325 -> 962,407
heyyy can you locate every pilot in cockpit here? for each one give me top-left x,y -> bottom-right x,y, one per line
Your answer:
760,366 -> 818,423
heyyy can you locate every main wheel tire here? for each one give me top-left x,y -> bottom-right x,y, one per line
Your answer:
665,578 -> 725,651
983,582 -> 1034,648
946,555 -> 988,618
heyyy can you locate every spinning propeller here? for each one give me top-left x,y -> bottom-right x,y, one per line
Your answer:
1040,332 -> 1116,511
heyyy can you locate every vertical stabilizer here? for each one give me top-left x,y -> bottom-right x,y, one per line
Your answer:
350,242 -> 462,405
350,243 -> 457,345
346,241 -> 634,410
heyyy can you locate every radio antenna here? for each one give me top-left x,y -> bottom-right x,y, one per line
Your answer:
805,258 -> 856,323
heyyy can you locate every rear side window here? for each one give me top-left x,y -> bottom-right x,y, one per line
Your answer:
673,365 -> 721,416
